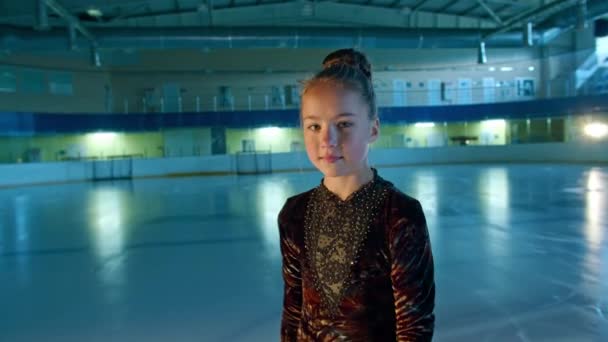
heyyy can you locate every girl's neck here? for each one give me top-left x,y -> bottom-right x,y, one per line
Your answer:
323,165 -> 374,201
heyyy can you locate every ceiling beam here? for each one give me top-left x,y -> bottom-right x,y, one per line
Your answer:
458,3 -> 479,16
212,2 -> 497,28
44,0 -> 96,42
477,0 -> 503,24
390,0 -> 402,8
495,4 -> 511,14
51,1 -> 496,28
484,0 -> 530,8
411,0 -> 430,12
482,0 -> 576,40
488,3 -> 513,22
1,25 -> 538,51
437,0 -> 460,13
107,4 -> 149,23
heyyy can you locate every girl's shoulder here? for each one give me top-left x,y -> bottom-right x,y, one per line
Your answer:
377,179 -> 429,245
378,177 -> 425,220
278,188 -> 315,226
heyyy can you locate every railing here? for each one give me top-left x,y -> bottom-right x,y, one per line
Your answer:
116,84 -> 544,114
116,80 -> 608,114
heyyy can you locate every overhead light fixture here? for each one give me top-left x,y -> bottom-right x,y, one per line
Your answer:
489,66 -> 496,71
523,22 -> 533,47
90,44 -> 101,67
415,122 -> 435,128
576,0 -> 588,30
500,66 -> 513,71
477,41 -> 487,64
86,7 -> 103,18
528,66 -> 535,71
36,0 -> 49,31
68,22 -> 77,50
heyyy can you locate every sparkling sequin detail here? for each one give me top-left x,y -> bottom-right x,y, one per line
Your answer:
304,172 -> 389,317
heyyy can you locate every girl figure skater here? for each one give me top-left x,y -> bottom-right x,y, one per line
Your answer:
278,48 -> 435,341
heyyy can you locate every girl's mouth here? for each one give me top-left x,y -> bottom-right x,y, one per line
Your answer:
322,155 -> 342,163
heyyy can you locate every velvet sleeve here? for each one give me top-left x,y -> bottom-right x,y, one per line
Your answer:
278,200 -> 303,341
388,197 -> 436,341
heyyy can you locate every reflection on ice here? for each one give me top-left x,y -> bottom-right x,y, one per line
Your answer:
256,178 -> 292,259
585,168 -> 604,250
87,188 -> 127,303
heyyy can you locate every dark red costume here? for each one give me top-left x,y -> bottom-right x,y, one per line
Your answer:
279,170 -> 435,341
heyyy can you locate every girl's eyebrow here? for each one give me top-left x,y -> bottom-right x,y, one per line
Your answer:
303,113 -> 355,120
302,114 -> 319,120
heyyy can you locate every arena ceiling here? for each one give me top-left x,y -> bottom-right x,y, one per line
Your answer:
0,0 -> 607,52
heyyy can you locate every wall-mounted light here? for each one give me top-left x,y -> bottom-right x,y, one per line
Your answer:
415,122 -> 435,128
259,126 -> 282,137
482,119 -> 506,128
88,132 -> 117,142
584,122 -> 608,139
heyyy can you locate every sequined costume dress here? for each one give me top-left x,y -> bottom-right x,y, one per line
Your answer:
278,170 -> 435,341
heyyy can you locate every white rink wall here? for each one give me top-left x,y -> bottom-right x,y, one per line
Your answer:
0,141 -> 607,188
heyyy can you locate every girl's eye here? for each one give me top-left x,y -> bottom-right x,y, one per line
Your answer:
337,121 -> 353,129
307,124 -> 321,131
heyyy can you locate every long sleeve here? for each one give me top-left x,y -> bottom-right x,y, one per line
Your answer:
388,198 -> 435,341
278,202 -> 303,341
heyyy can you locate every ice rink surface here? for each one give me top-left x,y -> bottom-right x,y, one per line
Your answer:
0,164 -> 606,341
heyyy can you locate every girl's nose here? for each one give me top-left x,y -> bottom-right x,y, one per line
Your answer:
321,125 -> 338,148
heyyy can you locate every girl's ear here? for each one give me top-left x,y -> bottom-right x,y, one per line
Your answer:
369,118 -> 379,143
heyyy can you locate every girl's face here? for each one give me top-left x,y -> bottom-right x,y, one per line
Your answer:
301,83 -> 379,178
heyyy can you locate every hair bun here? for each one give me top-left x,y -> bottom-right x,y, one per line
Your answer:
322,48 -> 372,81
